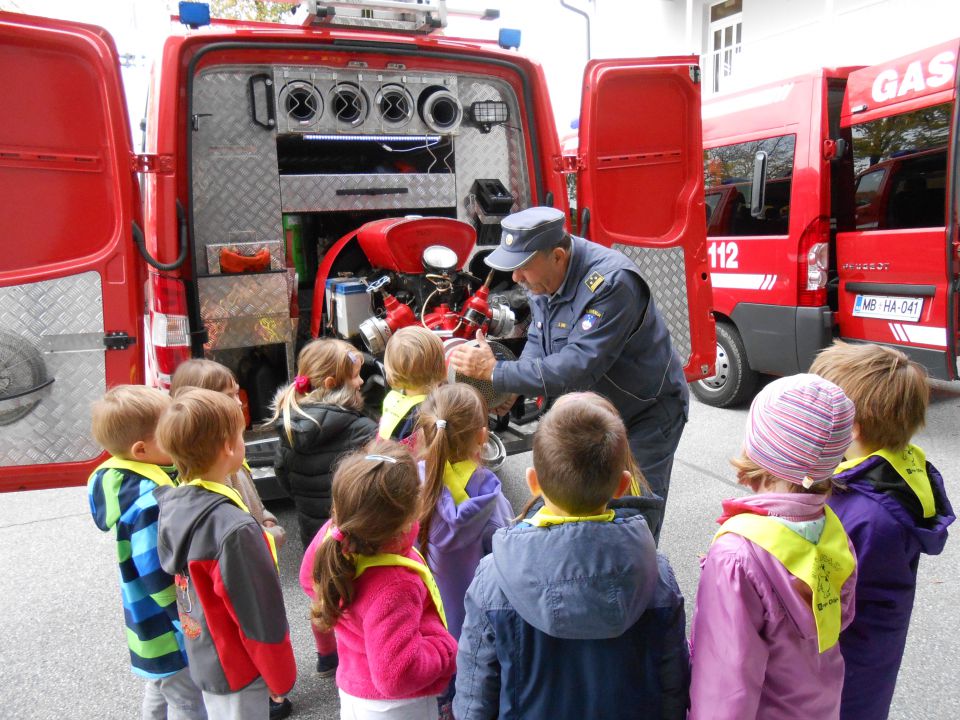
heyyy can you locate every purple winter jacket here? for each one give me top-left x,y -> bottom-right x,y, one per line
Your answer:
418,462 -> 514,640
689,493 -> 858,720
829,450 -> 953,720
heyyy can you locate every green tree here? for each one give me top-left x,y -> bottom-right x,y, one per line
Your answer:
208,0 -> 295,23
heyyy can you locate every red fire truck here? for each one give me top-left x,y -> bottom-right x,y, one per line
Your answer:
695,39 -> 959,407
0,1 -> 713,492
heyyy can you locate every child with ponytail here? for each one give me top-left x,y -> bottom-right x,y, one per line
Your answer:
269,339 -> 378,549
307,440 -> 457,719
415,383 -> 513,641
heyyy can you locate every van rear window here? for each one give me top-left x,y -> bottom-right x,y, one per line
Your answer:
851,103 -> 950,229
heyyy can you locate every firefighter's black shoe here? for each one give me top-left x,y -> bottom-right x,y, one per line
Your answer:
269,697 -> 292,720
317,651 -> 339,677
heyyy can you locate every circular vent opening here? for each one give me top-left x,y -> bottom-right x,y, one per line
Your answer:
331,83 -> 368,127
279,81 -> 323,125
376,84 -> 414,127
419,86 -> 463,134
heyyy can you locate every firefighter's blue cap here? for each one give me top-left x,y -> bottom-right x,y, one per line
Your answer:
485,206 -> 567,271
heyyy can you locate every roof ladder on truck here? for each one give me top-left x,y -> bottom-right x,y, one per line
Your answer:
304,0 -> 499,32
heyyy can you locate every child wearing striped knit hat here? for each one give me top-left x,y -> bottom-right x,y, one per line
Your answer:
689,374 -> 858,720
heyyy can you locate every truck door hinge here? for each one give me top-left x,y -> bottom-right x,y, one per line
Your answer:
103,331 -> 136,351
132,153 -> 175,174
553,154 -> 584,173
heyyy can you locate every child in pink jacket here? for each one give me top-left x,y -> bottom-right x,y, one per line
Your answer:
307,440 -> 457,719
689,374 -> 859,720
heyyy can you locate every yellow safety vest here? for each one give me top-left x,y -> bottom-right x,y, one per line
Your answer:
378,390 -> 426,439
443,460 -> 477,506
835,444 -> 935,518
526,508 -> 616,527
188,479 -> 279,570
715,506 -> 855,653
96,456 -> 177,488
354,548 -> 447,629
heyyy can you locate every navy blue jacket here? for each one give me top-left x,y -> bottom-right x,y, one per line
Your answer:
453,509 -> 689,719
493,235 -> 688,428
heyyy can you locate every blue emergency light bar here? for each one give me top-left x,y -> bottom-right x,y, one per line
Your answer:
179,2 -> 211,28
498,28 -> 521,50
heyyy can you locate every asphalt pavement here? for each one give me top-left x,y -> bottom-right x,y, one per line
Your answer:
1,380 -> 957,719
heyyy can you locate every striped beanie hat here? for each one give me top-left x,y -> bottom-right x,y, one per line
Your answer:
744,374 -> 855,487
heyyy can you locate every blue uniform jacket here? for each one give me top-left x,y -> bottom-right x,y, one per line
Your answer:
453,509 -> 689,720
492,235 -> 688,428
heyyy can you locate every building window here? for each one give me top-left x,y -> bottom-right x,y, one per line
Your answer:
707,0 -> 742,94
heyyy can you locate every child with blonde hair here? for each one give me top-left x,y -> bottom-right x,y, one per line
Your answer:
380,326 -> 446,441
415,383 -> 513,640
689,374 -> 858,720
171,359 -> 285,549
811,341 -> 954,720
87,385 -> 206,720
155,389 -> 296,719
170,359 -> 292,719
269,339 -> 377,547
309,440 -> 457,719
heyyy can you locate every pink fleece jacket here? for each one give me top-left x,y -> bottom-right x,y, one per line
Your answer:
300,522 -> 457,699
688,493 -> 858,720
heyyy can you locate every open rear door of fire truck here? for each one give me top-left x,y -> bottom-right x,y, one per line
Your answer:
837,40 -> 959,380
0,13 -> 143,491
576,57 -> 715,382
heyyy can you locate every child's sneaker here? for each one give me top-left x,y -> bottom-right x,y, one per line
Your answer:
316,651 -> 338,677
269,696 -> 292,720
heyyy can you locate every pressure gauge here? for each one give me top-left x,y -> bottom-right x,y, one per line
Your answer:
422,245 -> 459,274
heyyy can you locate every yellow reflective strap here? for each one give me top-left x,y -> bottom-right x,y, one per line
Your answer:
97,456 -> 177,489
526,508 -> 616,528
714,507 -> 855,653
187,479 -> 278,570
835,444 -> 935,519
354,549 -> 447,628
378,391 -> 426,439
443,460 -> 477,506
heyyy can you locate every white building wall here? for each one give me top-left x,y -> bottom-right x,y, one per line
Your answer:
692,0 -> 960,95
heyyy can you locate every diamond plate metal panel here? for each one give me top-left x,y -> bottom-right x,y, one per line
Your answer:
0,272 -> 104,466
204,317 -> 293,351
280,173 -> 457,212
454,77 -> 531,221
613,245 -> 692,364
199,273 -> 290,320
192,68 -> 284,274
206,241 -> 286,274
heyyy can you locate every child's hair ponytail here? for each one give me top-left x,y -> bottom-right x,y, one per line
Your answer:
415,384 -> 487,555
311,439 -> 420,631
264,338 -> 363,443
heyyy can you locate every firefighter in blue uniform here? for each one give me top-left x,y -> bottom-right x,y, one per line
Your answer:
449,207 -> 689,533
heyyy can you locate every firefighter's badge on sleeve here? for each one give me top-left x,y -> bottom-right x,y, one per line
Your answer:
580,308 -> 603,331
584,271 -> 605,292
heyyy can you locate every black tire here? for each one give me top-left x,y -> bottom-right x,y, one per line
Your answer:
691,321 -> 758,408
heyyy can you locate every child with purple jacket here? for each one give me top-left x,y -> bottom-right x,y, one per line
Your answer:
689,374 -> 859,720
415,383 -> 514,641
812,342 -> 954,720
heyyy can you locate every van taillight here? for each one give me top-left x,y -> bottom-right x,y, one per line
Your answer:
148,273 -> 191,387
798,219 -> 830,307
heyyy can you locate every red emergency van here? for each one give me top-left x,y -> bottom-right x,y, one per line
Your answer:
696,39 -> 958,406
0,2 -> 713,492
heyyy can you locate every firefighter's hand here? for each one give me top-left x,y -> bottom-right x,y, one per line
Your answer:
449,330 -> 498,382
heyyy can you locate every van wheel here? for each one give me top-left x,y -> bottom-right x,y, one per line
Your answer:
691,322 -> 758,408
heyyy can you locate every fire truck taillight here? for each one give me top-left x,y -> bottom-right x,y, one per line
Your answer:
147,274 -> 191,387
806,242 -> 829,291
798,218 -> 830,307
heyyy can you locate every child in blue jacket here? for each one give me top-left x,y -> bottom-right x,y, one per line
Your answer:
454,397 -> 688,719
